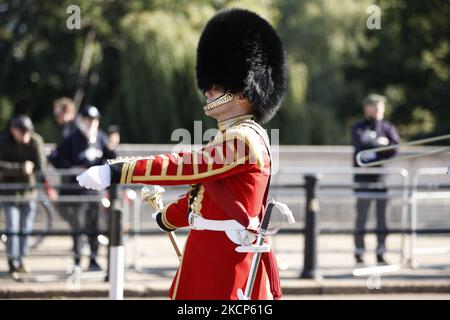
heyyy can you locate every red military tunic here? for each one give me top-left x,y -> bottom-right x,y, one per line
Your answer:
109,114 -> 280,300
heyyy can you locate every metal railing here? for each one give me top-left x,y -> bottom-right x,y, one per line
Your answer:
272,166 -> 410,277
410,167 -> 450,268
1,166 -> 449,281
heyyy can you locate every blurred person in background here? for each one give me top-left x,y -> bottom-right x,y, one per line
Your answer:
53,97 -> 77,141
107,125 -> 120,151
51,97 -> 78,225
351,94 -> 400,265
0,115 -> 52,275
49,106 -> 116,273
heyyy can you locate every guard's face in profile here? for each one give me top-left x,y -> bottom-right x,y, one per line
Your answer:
204,84 -> 225,104
203,84 -> 232,118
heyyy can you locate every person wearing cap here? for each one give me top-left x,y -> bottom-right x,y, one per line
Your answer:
0,115 -> 49,275
49,106 -> 116,272
351,94 -> 400,265
76,8 -> 287,300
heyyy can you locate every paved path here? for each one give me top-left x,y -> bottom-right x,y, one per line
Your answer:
1,234 -> 449,299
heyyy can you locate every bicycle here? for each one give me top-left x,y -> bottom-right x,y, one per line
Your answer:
29,198 -> 55,249
0,193 -> 55,250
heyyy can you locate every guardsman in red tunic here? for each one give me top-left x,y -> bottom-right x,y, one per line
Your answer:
77,8 -> 287,300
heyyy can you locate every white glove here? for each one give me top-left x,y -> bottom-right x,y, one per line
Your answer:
76,164 -> 111,191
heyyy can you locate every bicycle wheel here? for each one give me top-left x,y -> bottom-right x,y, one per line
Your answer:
29,200 -> 54,249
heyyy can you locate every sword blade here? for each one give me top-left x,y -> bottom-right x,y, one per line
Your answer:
241,202 -> 275,299
243,234 -> 265,298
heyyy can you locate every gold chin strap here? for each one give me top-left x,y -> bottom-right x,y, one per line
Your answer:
203,92 -> 234,112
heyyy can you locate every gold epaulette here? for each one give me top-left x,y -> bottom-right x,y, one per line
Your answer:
206,126 -> 263,169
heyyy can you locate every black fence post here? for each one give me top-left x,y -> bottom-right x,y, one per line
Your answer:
300,174 -> 322,280
108,184 -> 124,299
105,185 -> 118,282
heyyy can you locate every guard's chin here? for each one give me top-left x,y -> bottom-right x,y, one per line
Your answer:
202,92 -> 234,113
203,101 -> 222,113
203,108 -> 217,119
203,103 -> 227,119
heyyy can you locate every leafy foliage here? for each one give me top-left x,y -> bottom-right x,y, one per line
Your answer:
0,0 -> 448,144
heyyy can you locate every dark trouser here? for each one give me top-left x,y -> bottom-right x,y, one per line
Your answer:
354,191 -> 388,255
58,202 -> 99,264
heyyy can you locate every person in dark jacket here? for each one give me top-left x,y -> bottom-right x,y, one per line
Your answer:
49,106 -> 116,272
351,94 -> 400,265
0,115 -> 48,275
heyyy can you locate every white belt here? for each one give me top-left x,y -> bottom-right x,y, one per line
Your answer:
188,213 -> 246,231
188,212 -> 264,251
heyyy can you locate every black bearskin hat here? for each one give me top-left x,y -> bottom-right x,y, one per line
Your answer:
196,8 -> 287,124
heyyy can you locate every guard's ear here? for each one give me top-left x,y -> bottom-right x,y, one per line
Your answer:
235,92 -> 250,106
236,92 -> 246,100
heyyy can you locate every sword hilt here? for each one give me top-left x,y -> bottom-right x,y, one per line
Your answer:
238,202 -> 276,300
140,185 -> 165,212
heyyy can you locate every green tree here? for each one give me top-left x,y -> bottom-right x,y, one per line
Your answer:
1,0 -> 448,145
275,0 -> 372,144
345,0 -> 450,140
